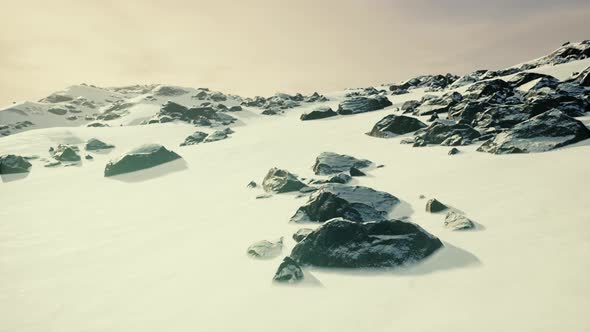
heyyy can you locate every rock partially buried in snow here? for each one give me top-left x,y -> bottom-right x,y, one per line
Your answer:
247,238 -> 283,259
300,106 -> 337,121
312,152 -> 372,175
273,257 -> 304,283
85,138 -> 115,151
349,167 -> 366,177
337,95 -> 392,115
327,173 -> 352,184
262,168 -> 308,193
290,183 -> 399,223
180,131 -> 208,146
368,114 -> 427,138
0,155 -> 32,174
444,212 -> 475,231
293,228 -> 314,242
290,218 -> 443,268
411,122 -> 481,147
104,144 -> 181,177
203,130 -> 229,143
425,198 -> 448,213
51,144 -> 81,162
448,148 -> 460,155
477,110 -> 590,154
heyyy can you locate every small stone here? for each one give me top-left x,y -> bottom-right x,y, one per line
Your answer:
426,198 -> 448,213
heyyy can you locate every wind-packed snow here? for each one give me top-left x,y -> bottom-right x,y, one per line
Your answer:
1,59 -> 590,331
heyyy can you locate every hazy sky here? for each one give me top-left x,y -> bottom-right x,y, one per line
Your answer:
1,0 -> 589,105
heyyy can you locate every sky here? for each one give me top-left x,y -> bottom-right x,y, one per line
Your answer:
0,0 -> 589,105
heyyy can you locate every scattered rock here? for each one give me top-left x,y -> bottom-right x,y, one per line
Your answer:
104,144 -> 181,177
247,238 -> 283,259
0,155 -> 32,174
448,148 -> 460,155
337,95 -> 392,115
290,218 -> 443,268
85,138 -> 115,151
327,173 -> 352,184
425,198 -> 448,213
48,108 -> 68,115
293,228 -> 314,242
203,130 -> 229,143
368,114 -> 427,138
477,110 -> 590,154
290,183 -> 399,223
273,257 -> 304,283
262,167 -> 308,193
300,106 -> 337,121
444,212 -> 475,230
180,131 -> 208,146
312,152 -> 372,175
51,144 -> 81,162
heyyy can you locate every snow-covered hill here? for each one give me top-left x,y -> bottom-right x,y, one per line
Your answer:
1,42 -> 590,332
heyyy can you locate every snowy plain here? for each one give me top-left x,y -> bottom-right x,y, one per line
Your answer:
1,59 -> 590,332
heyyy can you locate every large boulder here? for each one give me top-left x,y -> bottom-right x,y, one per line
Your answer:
312,152 -> 372,175
262,168 -> 308,193
85,138 -> 115,151
104,144 -> 181,177
300,106 -> 337,121
273,257 -> 304,283
0,154 -> 32,174
368,114 -> 427,138
247,238 -> 283,259
477,109 -> 590,154
290,183 -> 399,223
337,95 -> 392,115
290,218 -> 443,268
180,131 -> 208,146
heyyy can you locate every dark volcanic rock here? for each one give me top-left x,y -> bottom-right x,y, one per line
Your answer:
401,100 -> 420,114
444,212 -> 475,231
51,144 -> 81,162
203,130 -> 229,143
477,109 -> 590,154
293,228 -> 314,242
508,72 -> 558,88
368,114 -> 427,138
425,198 -> 448,213
448,148 -> 460,155
85,138 -> 115,151
273,257 -> 304,283
337,95 -> 392,115
180,131 -> 208,146
300,106 -> 337,121
312,152 -> 372,175
414,92 -> 462,116
349,167 -> 366,177
247,238 -> 283,259
87,122 -> 109,127
290,218 -> 443,268
247,181 -> 257,188
262,168 -> 308,193
48,107 -> 68,115
327,173 -> 352,184
290,183 -> 399,223
104,144 -> 181,177
0,155 -> 32,174
414,122 -> 481,146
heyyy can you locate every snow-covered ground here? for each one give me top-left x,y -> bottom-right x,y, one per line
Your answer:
1,58 -> 589,331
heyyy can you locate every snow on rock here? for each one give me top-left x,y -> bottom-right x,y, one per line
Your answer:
290,183 -> 399,223
262,167 -> 308,193
247,237 -> 283,259
444,212 -> 475,231
104,144 -> 181,177
337,95 -> 392,115
273,257 -> 304,283
290,218 -> 443,268
477,110 -> 590,154
367,114 -> 427,138
312,152 -> 372,175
